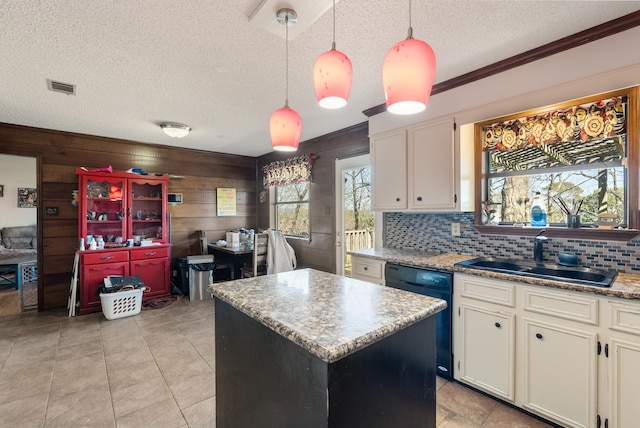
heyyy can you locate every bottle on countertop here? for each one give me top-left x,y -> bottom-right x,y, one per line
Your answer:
530,192 -> 547,227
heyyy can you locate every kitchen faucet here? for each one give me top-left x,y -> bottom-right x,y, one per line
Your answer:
533,230 -> 548,262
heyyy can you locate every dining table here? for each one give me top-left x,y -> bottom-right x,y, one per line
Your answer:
207,243 -> 253,280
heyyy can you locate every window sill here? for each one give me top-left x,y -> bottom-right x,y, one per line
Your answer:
474,225 -> 640,241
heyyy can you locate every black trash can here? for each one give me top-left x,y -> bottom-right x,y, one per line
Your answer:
173,258 -> 189,296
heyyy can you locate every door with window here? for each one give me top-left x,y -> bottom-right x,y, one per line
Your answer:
335,155 -> 380,277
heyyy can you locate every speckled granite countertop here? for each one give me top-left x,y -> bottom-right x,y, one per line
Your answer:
350,248 -> 640,300
208,268 -> 447,363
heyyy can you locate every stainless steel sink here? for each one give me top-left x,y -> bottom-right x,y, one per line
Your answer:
454,257 -> 617,287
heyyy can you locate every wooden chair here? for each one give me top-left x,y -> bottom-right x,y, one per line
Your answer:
241,233 -> 268,278
198,230 -> 233,281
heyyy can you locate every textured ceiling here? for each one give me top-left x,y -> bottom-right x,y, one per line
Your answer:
2,1 -> 640,157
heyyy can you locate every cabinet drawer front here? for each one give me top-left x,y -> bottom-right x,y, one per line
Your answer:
458,275 -> 515,307
609,301 -> 640,336
82,250 -> 129,265
523,288 -> 598,325
130,247 -> 169,260
352,259 -> 383,280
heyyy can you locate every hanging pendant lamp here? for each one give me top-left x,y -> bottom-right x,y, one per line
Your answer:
382,0 -> 436,115
313,0 -> 352,109
270,9 -> 302,152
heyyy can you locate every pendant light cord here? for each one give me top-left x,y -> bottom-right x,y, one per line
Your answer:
332,0 -> 336,50
407,0 -> 414,39
285,14 -> 289,107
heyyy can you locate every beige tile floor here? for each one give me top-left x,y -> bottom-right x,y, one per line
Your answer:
0,298 -> 553,427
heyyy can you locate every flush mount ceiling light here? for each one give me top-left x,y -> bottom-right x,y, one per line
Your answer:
161,123 -> 191,138
270,8 -> 302,152
313,0 -> 352,109
382,0 -> 436,115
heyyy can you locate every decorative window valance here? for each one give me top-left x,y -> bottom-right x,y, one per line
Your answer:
482,96 -> 626,152
263,154 -> 316,187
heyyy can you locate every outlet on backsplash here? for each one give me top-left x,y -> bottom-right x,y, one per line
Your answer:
451,222 -> 460,237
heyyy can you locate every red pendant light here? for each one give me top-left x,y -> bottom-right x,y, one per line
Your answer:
270,9 -> 302,151
313,0 -> 352,109
270,106 -> 302,152
383,1 -> 436,115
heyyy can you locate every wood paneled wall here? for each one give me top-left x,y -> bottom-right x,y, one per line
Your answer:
0,123 -> 256,310
257,123 -> 369,273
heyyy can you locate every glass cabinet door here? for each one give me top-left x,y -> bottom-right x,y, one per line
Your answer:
82,177 -> 127,244
128,179 -> 167,242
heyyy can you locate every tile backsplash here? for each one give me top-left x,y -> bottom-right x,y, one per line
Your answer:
384,212 -> 640,273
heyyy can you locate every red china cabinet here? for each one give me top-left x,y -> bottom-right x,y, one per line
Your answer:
76,168 -> 172,315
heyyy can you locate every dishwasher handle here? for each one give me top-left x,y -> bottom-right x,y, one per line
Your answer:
404,280 -> 429,288
402,279 -> 451,289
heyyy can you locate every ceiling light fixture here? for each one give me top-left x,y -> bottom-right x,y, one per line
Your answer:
382,0 -> 436,115
161,123 -> 191,138
313,0 -> 352,109
270,9 -> 302,152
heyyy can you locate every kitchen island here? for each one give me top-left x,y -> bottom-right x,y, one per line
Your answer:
209,268 -> 447,428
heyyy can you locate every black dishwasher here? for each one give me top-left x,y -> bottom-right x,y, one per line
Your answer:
385,263 -> 453,380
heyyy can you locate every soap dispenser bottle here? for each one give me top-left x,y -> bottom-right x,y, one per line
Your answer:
530,192 -> 547,227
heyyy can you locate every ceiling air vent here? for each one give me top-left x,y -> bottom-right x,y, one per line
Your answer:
47,79 -> 76,95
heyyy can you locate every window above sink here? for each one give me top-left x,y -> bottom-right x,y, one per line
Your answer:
473,86 -> 639,241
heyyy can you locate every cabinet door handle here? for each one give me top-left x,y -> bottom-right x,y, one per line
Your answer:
100,255 -> 114,260
494,322 -> 501,328
417,196 -> 422,201
395,197 -> 400,202
535,333 -> 543,340
363,266 -> 368,271
145,252 -> 156,256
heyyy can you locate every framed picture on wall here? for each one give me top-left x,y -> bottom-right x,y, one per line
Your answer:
0,185 -> 3,197
18,187 -> 37,207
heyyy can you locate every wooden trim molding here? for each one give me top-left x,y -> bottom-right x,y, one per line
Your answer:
363,10 -> 640,118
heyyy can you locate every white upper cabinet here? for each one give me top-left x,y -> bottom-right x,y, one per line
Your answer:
370,116 -> 472,212
370,128 -> 407,210
408,117 -> 456,210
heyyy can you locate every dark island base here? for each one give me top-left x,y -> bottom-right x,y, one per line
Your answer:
215,299 -> 437,428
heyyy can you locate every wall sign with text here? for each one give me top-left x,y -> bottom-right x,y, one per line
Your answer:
217,188 -> 236,216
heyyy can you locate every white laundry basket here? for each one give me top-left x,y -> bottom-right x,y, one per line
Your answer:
100,287 -> 144,320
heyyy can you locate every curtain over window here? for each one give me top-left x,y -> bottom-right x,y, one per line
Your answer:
263,154 -> 316,187
482,96 -> 626,173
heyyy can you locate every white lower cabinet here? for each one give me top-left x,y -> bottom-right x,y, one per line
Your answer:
607,300 -> 640,427
522,318 -> 597,428
454,273 -> 640,428
350,256 -> 385,285
608,337 -> 640,428
459,303 -> 515,401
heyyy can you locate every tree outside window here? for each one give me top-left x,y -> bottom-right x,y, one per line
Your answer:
343,167 -> 374,232
343,166 -> 374,272
275,182 -> 309,238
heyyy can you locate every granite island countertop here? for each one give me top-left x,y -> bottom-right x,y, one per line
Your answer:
208,268 -> 447,363
350,247 -> 640,300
